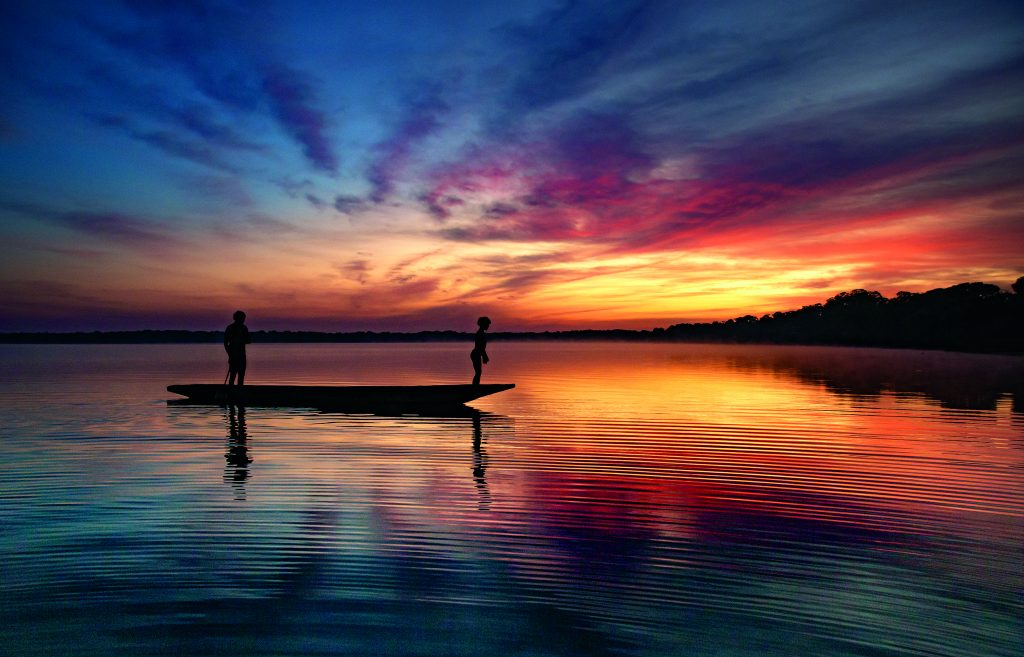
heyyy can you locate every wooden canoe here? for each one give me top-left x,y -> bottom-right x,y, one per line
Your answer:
167,383 -> 514,410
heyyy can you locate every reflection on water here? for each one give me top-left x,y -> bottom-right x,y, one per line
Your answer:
471,411 -> 490,511
715,345 -> 1024,411
224,406 -> 252,498
0,342 -> 1021,656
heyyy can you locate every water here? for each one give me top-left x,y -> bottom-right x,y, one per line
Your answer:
1,342 -> 1021,656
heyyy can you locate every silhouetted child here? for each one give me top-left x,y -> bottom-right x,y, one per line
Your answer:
224,310 -> 251,386
471,316 -> 491,385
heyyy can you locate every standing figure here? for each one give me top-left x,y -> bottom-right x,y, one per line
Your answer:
471,316 -> 491,385
224,310 -> 251,386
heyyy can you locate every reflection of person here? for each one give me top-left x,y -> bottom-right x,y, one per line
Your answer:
224,310 -> 251,386
471,316 -> 491,385
471,411 -> 489,510
225,405 -> 252,498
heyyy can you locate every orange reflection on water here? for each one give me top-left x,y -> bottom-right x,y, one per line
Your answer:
197,345 -> 1024,568
5,343 -> 1021,656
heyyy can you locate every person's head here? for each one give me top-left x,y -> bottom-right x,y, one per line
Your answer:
233,310 -> 246,323
477,316 -> 491,329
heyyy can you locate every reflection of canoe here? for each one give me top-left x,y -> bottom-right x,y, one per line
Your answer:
167,383 -> 515,410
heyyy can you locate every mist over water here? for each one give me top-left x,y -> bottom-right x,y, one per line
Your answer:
1,342 -> 1021,656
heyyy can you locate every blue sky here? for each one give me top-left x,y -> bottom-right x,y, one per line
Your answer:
1,0 -> 1022,330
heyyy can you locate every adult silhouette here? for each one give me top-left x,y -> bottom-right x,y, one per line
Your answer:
471,316 -> 490,385
224,310 -> 251,386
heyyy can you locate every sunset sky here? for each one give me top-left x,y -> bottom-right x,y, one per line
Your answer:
1,0 -> 1022,331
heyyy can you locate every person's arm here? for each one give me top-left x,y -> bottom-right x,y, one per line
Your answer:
224,328 -> 231,353
244,326 -> 251,344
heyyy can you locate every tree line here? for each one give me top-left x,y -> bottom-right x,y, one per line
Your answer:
659,277 -> 1024,353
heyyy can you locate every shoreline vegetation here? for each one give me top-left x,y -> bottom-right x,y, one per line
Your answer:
3,279 -> 1022,353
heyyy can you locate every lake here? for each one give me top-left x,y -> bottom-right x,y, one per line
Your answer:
1,342 -> 1021,656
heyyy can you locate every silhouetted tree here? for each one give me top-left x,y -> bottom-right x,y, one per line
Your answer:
665,278 -> 1024,353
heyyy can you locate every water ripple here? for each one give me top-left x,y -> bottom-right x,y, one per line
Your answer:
1,343 -> 1021,656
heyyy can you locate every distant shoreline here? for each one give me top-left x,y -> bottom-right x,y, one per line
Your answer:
0,329 -> 1020,357
3,280 -> 1021,353
0,329 -> 653,344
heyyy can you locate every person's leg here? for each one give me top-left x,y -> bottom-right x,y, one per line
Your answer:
471,353 -> 482,385
237,359 -> 246,386
228,366 -> 237,385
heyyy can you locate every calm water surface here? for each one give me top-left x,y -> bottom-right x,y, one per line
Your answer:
1,342 -> 1022,656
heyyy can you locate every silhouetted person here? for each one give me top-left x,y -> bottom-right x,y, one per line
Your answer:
224,310 -> 251,386
471,316 -> 490,385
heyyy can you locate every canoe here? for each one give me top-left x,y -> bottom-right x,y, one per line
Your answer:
167,383 -> 514,410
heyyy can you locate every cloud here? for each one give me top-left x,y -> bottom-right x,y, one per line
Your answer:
176,173 -> 253,206
53,211 -> 183,250
0,279 -> 106,328
484,202 -> 519,218
134,127 -> 241,173
3,0 -> 1024,331
83,112 -> 241,173
261,64 -> 337,174
243,214 -> 297,233
76,2 -> 338,174
419,190 -> 464,221
366,86 -> 450,203
274,177 -> 314,198
1,200 -> 187,251
418,109 -> 656,225
305,193 -> 327,211
336,258 -> 371,284
333,195 -> 367,214
86,2 -> 264,110
497,0 -> 658,113
424,0 -> 1024,252
426,38 -> 1024,262
81,63 -> 266,153
0,277 -> 237,331
342,276 -> 443,313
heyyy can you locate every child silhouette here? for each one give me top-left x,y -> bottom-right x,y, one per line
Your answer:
470,316 -> 491,385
